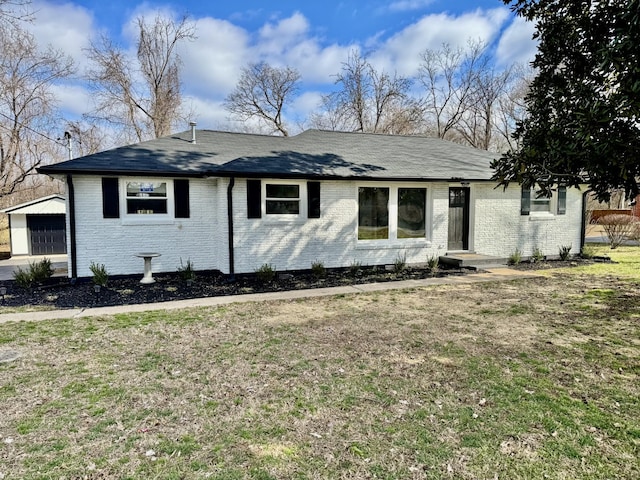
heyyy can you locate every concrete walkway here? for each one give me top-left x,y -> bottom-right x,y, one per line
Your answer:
0,267 -> 542,324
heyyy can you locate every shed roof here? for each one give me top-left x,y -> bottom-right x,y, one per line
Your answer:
1,194 -> 66,215
38,129 -> 498,181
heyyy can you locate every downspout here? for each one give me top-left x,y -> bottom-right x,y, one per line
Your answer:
227,177 -> 235,279
580,190 -> 589,252
66,174 -> 78,279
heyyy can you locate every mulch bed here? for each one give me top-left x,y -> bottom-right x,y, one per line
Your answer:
0,265 -> 468,310
0,256 -> 610,310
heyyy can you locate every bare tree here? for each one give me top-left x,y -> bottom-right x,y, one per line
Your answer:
0,24 -> 74,201
494,64 -> 533,152
0,0 -> 32,28
312,51 -> 420,134
417,41 -> 489,140
85,14 -> 195,143
225,62 -> 301,137
456,66 -> 513,151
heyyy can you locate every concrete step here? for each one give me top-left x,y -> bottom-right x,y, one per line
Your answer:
439,253 -> 508,269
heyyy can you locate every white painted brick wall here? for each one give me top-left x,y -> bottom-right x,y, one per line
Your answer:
68,176 -> 585,277
71,176 -> 221,278
472,184 -> 583,258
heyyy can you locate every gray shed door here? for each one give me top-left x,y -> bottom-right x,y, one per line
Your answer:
27,215 -> 67,255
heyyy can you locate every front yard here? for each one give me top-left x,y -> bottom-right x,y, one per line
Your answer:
0,247 -> 638,479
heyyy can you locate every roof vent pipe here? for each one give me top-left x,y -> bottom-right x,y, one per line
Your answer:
189,121 -> 197,144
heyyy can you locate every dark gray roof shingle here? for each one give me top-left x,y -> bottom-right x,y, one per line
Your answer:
39,129 -> 498,181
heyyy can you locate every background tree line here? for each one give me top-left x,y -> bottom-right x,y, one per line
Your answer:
2,0 -> 637,211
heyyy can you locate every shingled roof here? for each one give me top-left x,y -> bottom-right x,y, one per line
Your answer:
38,129 -> 498,181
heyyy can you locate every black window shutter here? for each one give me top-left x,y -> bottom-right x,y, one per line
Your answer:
174,179 -> 190,218
521,186 -> 530,216
102,177 -> 119,218
557,186 -> 567,215
307,181 -> 321,218
247,179 -> 261,218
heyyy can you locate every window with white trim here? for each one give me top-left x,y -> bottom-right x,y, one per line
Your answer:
358,185 -> 427,241
521,185 -> 566,216
126,181 -> 168,214
265,183 -> 300,214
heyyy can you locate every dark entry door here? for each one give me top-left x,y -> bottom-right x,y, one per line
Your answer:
448,187 -> 470,251
28,215 -> 67,255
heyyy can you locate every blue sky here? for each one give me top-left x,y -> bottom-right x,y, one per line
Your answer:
26,0 -> 536,133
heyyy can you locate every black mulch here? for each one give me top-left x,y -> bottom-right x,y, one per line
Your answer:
0,265 -> 467,310
0,256 -> 609,311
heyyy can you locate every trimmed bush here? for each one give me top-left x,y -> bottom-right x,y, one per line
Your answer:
90,262 -> 109,287
255,263 -> 276,283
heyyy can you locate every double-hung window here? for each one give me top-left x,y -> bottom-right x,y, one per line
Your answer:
521,185 -> 566,216
265,184 -> 300,215
358,186 -> 427,241
126,181 -> 168,214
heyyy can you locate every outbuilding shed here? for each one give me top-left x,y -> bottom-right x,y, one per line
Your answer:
1,194 -> 67,256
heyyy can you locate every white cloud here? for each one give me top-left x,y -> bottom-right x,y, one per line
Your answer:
388,0 -> 435,12
51,83 -> 93,118
179,17 -> 251,97
28,1 -> 95,70
495,16 -> 537,66
370,8 -> 510,76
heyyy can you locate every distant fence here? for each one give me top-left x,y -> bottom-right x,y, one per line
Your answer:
591,209 -> 634,223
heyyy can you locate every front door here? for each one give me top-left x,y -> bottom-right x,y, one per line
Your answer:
448,187 -> 470,251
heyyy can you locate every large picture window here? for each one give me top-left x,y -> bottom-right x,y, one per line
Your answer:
358,187 -> 389,240
266,184 -> 300,215
126,181 -> 168,214
397,188 -> 426,238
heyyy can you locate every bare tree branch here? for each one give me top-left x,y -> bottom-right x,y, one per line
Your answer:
312,50 -> 419,134
0,23 -> 73,200
224,62 -> 301,136
85,14 -> 195,143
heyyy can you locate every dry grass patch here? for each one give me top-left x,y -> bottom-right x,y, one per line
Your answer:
0,270 -> 639,479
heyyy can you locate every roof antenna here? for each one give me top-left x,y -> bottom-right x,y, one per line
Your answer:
189,121 -> 197,144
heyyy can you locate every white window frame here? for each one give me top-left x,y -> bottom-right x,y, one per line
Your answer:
529,187 -> 557,218
262,180 -> 307,221
121,178 -> 174,224
356,183 -> 430,247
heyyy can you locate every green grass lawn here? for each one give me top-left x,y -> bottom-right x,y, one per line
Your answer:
0,247 -> 638,479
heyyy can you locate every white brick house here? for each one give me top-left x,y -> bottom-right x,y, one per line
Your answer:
39,129 -> 585,279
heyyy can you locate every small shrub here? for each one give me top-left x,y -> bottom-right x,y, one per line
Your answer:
177,258 -> 196,282
531,247 -> 545,263
599,214 -> 638,248
348,260 -> 362,277
90,262 -> 109,287
580,244 -> 596,259
311,260 -> 325,279
393,253 -> 407,273
12,258 -> 54,288
508,248 -> 522,265
13,267 -> 32,289
426,253 -> 439,274
31,258 -> 54,283
558,245 -> 572,261
255,263 -> 276,283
